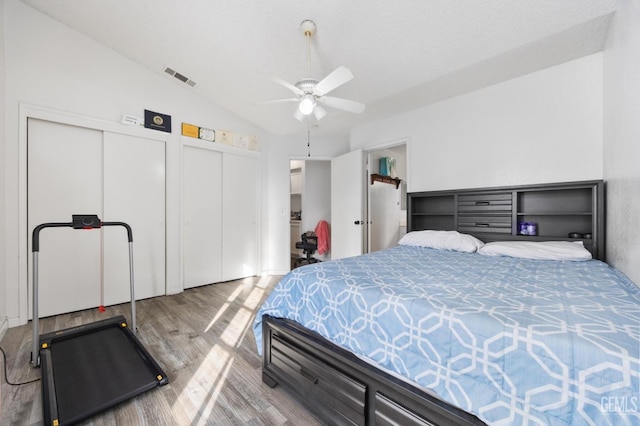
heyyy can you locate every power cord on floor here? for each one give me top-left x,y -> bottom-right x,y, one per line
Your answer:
0,346 -> 40,386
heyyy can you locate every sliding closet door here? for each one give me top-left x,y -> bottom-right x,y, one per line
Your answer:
183,145 -> 222,288
222,153 -> 259,281
27,118 -> 103,317
103,132 -> 166,304
28,119 -> 167,317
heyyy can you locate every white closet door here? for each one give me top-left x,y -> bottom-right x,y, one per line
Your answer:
183,146 -> 222,288
222,153 -> 259,281
103,132 -> 166,304
27,118 -> 103,317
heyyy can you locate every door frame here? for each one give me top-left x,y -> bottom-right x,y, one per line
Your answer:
364,138 -> 410,253
288,156 -> 332,269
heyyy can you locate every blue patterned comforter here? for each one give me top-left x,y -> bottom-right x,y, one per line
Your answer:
253,245 -> 640,425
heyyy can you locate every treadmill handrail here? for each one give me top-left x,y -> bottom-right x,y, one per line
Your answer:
32,220 -> 134,252
31,216 -> 136,367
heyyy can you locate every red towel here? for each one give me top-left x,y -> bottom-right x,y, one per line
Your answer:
314,220 -> 330,255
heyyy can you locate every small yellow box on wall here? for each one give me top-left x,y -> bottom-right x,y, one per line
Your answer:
181,123 -> 199,138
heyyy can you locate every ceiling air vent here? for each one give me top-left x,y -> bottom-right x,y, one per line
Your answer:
163,66 -> 197,87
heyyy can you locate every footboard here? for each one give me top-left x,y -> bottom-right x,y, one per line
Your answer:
262,315 -> 486,426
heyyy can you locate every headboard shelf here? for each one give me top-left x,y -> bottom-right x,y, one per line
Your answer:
407,180 -> 605,261
516,212 -> 593,215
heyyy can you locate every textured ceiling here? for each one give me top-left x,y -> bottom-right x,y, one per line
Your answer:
20,0 -> 616,136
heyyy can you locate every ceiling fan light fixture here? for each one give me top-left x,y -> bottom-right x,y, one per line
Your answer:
299,94 -> 315,115
293,108 -> 305,122
313,105 -> 327,121
266,19 -> 365,122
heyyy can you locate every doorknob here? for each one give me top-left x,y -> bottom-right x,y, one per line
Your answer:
354,220 -> 363,225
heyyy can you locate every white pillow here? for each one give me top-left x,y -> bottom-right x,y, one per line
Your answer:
398,230 -> 484,253
477,241 -> 592,261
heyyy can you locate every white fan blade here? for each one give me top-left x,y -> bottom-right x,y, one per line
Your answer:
322,96 -> 366,114
314,105 -> 327,121
273,77 -> 303,96
259,98 -> 299,105
314,66 -> 354,96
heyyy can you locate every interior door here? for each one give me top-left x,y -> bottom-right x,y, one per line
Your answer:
28,119 -> 167,318
183,146 -> 222,288
331,149 -> 364,259
103,132 -> 166,303
222,152 -> 259,280
27,118 -> 103,318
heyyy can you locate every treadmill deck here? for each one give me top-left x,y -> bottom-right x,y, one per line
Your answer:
39,315 -> 168,425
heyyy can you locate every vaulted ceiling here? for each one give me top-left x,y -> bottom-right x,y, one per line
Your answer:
20,1 -> 616,136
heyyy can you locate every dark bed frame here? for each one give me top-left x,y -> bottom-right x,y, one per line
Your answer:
261,180 -> 604,425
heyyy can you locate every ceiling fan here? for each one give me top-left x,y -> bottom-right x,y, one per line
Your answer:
267,20 -> 365,122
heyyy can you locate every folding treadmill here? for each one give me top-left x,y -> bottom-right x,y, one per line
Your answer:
31,215 -> 168,426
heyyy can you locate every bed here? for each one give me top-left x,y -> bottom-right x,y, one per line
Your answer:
253,181 -> 640,425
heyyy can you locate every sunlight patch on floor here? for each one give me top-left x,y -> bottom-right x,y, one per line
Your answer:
221,307 -> 253,348
243,284 -> 265,311
175,275 -> 280,421
203,284 -> 244,333
175,343 -> 233,422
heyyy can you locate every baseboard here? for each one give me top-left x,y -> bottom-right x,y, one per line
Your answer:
7,315 -> 25,329
261,270 -> 289,276
0,316 -> 8,342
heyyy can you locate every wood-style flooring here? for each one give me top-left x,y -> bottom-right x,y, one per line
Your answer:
0,276 -> 323,425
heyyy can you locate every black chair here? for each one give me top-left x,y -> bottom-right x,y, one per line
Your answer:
294,232 -> 320,268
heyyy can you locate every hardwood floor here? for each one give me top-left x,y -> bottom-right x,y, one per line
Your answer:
0,276 -> 323,425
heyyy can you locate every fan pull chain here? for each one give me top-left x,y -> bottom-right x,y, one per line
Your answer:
307,125 -> 311,157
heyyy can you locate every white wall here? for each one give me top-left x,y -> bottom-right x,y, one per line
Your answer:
351,53 -> 604,193
2,0 -> 267,326
262,134 -> 349,275
603,0 -> 640,284
1,0 -> 8,337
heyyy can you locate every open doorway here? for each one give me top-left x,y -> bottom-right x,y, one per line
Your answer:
366,143 -> 408,253
289,159 -> 331,270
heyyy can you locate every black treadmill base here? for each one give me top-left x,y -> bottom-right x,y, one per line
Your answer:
39,315 -> 168,425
